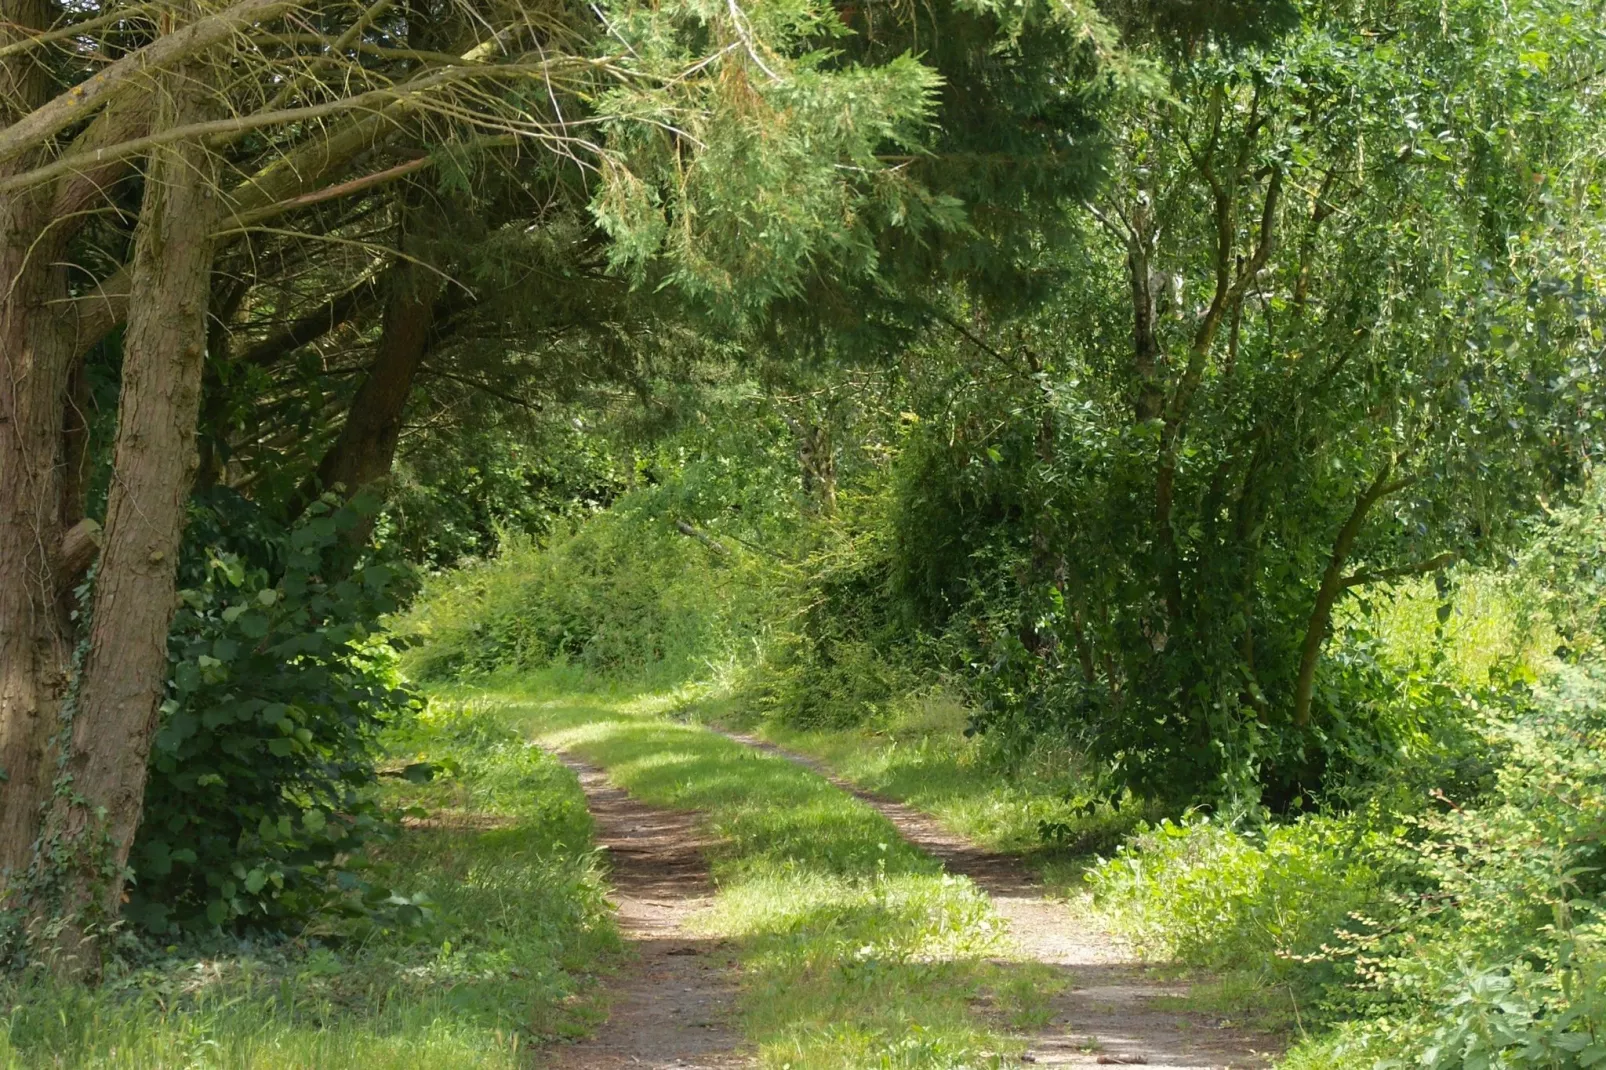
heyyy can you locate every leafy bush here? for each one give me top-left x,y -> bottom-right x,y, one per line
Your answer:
401,497 -> 778,686
399,385 -> 805,687
1087,810 -> 1394,982
756,493 -> 934,730
1342,665 -> 1606,1067
1511,489 -> 1606,665
1089,664 -> 1606,1068
385,415 -> 626,569
127,489 -> 419,935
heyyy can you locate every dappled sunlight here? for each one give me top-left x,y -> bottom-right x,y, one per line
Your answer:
0,702 -> 618,1067
506,689 -> 1078,1069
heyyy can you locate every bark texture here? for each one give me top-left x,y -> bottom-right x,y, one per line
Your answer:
35,68 -> 218,969
0,0 -> 81,887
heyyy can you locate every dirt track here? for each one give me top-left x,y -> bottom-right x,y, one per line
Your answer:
718,732 -> 1282,1069
543,734 -> 1281,1070
543,756 -> 749,1070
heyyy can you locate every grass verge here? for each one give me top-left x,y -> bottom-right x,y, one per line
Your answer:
482,684 -> 1068,1070
0,701 -> 616,1069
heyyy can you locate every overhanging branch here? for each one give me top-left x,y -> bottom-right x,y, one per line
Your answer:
1342,552 -> 1457,589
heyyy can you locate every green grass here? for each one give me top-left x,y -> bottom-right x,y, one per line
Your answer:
700,689 -> 1151,894
482,684 -> 1067,1070
0,702 -> 617,1069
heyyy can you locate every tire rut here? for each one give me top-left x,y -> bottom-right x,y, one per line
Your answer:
717,731 -> 1283,1069
544,754 -> 750,1070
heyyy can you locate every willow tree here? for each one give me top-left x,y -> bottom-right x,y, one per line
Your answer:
894,0 -> 1606,802
0,0 -> 937,968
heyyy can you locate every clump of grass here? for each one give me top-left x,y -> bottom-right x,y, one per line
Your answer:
0,700 -> 617,1069
497,688 -> 1065,1070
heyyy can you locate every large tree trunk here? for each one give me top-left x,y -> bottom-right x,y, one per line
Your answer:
311,270 -> 438,500
32,70 -> 218,972
0,226 -> 76,888
0,0 -> 81,888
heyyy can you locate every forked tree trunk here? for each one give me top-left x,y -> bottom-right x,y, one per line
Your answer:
32,71 -> 218,973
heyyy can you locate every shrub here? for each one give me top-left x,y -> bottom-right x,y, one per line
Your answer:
1088,664 -> 1606,1067
127,489 -> 420,935
1338,665 -> 1606,1067
400,499 -> 778,687
1087,810 -> 1393,986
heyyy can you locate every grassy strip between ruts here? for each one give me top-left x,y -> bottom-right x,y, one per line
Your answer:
698,691 -> 1154,895
481,683 -> 1068,1070
699,699 -> 1304,1039
0,702 -> 616,1069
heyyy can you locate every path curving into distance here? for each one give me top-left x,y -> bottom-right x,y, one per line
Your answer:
717,730 -> 1281,1069
543,725 -> 1279,1069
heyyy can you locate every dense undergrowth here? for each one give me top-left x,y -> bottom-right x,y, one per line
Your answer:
1091,661 -> 1606,1069
0,702 -> 616,1068
398,376 -> 1606,1067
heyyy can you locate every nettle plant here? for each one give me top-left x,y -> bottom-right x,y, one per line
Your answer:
126,490 -> 423,935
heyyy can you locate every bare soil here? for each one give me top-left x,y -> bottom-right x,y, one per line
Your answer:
542,755 -> 750,1070
719,732 -> 1284,1070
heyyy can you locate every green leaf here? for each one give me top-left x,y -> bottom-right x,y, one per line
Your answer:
236,611 -> 270,638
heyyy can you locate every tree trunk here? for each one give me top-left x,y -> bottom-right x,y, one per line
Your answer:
783,412 -> 837,516
0,0 -> 82,889
0,228 -> 76,889
1291,463 -> 1400,726
32,70 -> 218,972
311,269 -> 438,500
296,200 -> 441,521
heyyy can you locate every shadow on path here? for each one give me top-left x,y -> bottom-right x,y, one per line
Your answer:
719,731 -> 1282,1069
543,757 -> 750,1070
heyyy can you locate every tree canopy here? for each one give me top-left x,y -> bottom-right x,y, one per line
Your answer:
1,0 -> 1604,999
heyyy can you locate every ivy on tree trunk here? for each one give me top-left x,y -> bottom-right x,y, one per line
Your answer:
32,62 -> 218,975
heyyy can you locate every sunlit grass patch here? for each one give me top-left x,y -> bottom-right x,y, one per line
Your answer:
0,701 -> 616,1069
492,685 -> 1063,1070
719,691 -> 1151,892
